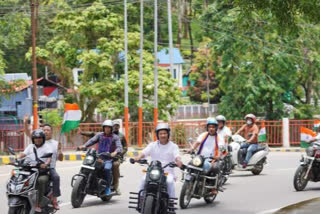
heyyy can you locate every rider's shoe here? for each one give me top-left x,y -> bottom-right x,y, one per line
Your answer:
105,188 -> 111,195
52,197 -> 60,210
35,205 -> 42,213
242,163 -> 248,168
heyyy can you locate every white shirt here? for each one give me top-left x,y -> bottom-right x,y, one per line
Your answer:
196,132 -> 224,157
315,134 -> 320,143
217,126 -> 232,140
142,141 -> 180,176
23,143 -> 53,164
46,139 -> 59,168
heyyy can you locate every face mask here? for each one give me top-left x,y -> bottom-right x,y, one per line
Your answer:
246,120 -> 253,125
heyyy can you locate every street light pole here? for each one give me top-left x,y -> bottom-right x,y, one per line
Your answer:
124,0 -> 129,143
30,0 -> 38,129
206,45 -> 211,116
153,0 -> 158,139
167,0 -> 174,78
138,0 -> 144,147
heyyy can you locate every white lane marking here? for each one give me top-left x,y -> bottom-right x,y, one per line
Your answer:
0,173 -> 10,177
59,196 -> 96,207
256,208 -> 280,214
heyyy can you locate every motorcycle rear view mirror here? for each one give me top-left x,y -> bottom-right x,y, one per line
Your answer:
41,153 -> 53,159
8,147 -> 15,155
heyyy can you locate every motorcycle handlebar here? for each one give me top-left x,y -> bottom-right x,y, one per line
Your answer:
129,158 -> 148,165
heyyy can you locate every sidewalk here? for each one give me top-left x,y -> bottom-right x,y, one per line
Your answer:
0,146 -> 306,165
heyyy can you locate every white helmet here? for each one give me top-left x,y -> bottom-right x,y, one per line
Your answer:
102,120 -> 113,129
216,115 -> 226,122
112,120 -> 121,126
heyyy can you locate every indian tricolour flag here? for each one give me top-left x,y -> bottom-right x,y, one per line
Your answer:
313,120 -> 320,131
61,103 -> 82,134
258,122 -> 267,142
300,127 -> 316,148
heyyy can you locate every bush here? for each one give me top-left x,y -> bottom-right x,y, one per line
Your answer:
39,109 -> 63,127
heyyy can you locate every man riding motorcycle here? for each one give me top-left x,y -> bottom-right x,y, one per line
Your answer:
235,114 -> 260,168
17,129 -> 53,212
134,123 -> 183,199
189,118 -> 224,194
78,120 -> 122,196
112,119 -> 128,195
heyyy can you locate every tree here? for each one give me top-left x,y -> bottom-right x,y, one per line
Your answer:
29,1 -> 182,122
187,42 -> 221,104
199,1 -> 319,119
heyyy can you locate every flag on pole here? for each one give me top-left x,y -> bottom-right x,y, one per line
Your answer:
258,122 -> 267,142
61,103 -> 82,134
313,120 -> 320,131
300,127 -> 316,148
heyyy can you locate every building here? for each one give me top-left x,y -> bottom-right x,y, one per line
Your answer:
157,48 -> 185,87
0,73 -> 67,119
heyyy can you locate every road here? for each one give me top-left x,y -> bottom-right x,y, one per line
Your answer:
1,152 -> 319,214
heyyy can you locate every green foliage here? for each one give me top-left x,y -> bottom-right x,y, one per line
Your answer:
39,109 -> 63,127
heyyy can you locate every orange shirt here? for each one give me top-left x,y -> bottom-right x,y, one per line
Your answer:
242,124 -> 259,143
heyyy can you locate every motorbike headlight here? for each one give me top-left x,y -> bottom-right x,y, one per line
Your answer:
85,155 -> 95,165
192,156 -> 203,167
149,169 -> 161,181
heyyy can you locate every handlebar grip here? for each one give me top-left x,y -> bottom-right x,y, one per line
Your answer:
129,158 -> 135,164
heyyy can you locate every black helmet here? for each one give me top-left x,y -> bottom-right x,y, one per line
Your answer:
155,123 -> 171,140
31,129 -> 46,145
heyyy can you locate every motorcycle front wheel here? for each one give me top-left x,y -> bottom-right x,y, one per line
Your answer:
179,181 -> 193,209
142,195 -> 155,214
71,176 -> 87,208
294,165 -> 309,191
8,206 -> 26,214
204,193 -> 217,204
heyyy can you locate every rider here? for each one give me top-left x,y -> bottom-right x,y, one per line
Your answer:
18,129 -> 53,213
216,115 -> 232,146
24,116 -> 63,210
190,117 -> 225,194
134,123 -> 183,199
78,120 -> 122,195
235,114 -> 260,168
112,119 -> 128,195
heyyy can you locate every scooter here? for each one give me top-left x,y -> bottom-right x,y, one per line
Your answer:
6,147 -> 56,214
229,135 -> 269,175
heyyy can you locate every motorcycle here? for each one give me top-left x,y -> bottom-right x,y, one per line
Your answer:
219,144 -> 233,184
129,158 -> 177,214
179,152 -> 223,209
70,148 -> 121,208
229,135 -> 269,175
293,142 -> 320,191
6,147 -> 55,214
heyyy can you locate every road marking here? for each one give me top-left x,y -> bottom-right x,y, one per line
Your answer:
256,208 -> 280,214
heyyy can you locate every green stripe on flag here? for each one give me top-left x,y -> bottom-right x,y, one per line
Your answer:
258,134 -> 267,142
61,120 -> 80,133
301,141 -> 311,148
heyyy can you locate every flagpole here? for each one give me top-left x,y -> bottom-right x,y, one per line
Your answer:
153,0 -> 158,141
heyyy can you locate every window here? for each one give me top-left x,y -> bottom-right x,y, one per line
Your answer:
77,69 -> 84,83
173,69 -> 177,79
